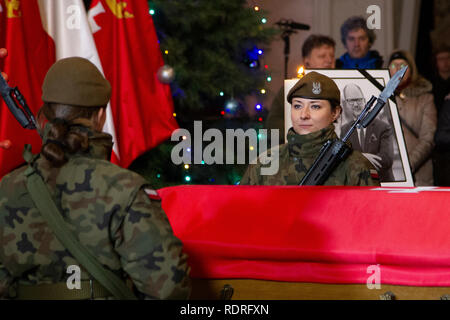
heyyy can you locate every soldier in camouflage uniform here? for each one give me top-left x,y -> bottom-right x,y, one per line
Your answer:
241,71 -> 379,186
0,57 -> 190,299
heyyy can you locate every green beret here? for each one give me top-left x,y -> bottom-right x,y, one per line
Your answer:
287,71 -> 340,104
42,57 -> 111,107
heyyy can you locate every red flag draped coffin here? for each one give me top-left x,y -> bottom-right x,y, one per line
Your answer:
158,185 -> 450,298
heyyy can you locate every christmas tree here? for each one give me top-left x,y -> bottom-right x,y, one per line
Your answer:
84,0 -> 278,187
149,0 -> 277,115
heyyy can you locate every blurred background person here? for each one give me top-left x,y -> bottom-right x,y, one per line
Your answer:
430,19 -> 450,186
266,34 -> 336,145
434,98 -> 450,186
389,50 -> 437,186
340,83 -> 394,181
430,46 -> 450,113
336,16 -> 383,69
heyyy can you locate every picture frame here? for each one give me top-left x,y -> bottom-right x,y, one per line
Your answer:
284,69 -> 414,187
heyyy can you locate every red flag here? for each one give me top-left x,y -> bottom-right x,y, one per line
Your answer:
89,0 -> 178,168
0,1 -> 55,178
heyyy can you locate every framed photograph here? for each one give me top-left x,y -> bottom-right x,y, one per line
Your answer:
284,69 -> 414,187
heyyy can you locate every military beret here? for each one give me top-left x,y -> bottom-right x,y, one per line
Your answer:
42,57 -> 111,107
287,71 -> 340,104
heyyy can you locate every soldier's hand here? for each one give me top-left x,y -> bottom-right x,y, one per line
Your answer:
0,47 -> 8,81
1,48 -> 11,150
363,153 -> 382,170
0,140 -> 11,149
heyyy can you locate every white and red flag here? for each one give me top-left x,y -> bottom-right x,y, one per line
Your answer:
0,0 -> 177,177
37,0 -> 120,163
88,0 -> 178,168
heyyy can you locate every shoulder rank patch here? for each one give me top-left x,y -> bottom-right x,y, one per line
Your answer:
145,188 -> 161,201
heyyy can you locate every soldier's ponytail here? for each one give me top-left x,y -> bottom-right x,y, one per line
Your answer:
39,102 -> 103,168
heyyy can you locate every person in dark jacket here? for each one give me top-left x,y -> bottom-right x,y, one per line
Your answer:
336,16 -> 383,69
433,98 -> 450,186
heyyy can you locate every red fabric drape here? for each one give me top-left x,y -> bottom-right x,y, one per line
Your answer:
159,185 -> 450,286
89,0 -> 178,168
0,1 -> 55,178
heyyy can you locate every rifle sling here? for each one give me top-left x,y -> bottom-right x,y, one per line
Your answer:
23,165 -> 137,300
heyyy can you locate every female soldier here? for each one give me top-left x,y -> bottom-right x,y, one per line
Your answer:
240,71 -> 379,186
0,57 -> 190,299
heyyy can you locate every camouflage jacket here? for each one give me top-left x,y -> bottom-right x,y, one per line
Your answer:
240,125 -> 379,186
0,125 -> 190,299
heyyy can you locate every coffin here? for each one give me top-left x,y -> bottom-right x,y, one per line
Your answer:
158,186 -> 450,300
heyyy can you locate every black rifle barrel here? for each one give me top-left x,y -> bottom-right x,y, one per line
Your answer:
0,72 -> 36,130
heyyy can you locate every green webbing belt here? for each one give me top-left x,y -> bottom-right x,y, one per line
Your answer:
23,161 -> 137,300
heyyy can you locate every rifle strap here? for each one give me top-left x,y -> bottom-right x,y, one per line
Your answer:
23,158 -> 137,300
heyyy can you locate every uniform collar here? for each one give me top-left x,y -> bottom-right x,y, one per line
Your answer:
286,124 -> 336,158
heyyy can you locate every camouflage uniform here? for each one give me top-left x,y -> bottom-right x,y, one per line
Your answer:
240,125 -> 379,186
0,125 -> 190,299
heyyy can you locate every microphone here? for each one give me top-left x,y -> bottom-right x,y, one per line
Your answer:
276,19 -> 310,30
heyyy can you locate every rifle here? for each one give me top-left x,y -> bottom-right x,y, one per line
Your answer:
299,66 -> 408,186
0,72 -> 37,130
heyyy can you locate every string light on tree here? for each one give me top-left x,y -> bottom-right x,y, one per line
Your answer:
224,98 -> 239,113
157,64 -> 175,83
147,0 -> 276,187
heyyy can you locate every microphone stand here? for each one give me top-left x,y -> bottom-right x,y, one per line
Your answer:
276,19 -> 310,78
281,29 -> 296,79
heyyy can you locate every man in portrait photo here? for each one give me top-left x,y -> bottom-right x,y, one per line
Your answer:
340,83 -> 395,181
